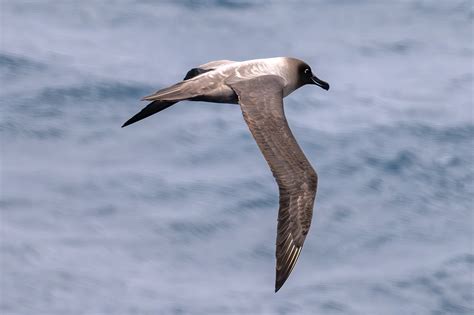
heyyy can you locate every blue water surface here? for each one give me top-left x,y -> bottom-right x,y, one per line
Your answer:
1,1 -> 473,314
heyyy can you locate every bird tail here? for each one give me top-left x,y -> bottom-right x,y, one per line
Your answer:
121,100 -> 177,127
141,77 -> 209,102
123,73 -> 215,127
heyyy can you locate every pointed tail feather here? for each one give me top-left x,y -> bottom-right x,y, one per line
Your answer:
141,81 -> 190,101
122,100 -> 176,127
141,77 -> 209,102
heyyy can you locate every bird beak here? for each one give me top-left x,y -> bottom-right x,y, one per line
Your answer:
311,76 -> 330,90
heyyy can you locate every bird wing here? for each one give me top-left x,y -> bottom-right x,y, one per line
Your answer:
197,59 -> 236,70
183,60 -> 237,80
228,75 -> 318,292
142,60 -> 236,101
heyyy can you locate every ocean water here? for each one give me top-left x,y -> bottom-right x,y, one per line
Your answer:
0,1 -> 473,314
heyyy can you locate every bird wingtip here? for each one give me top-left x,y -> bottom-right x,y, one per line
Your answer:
274,276 -> 287,293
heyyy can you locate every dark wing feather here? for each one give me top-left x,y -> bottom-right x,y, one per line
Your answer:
229,75 -> 318,292
183,68 -> 213,80
121,100 -> 176,127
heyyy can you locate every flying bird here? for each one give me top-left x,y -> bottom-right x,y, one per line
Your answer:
122,57 -> 330,292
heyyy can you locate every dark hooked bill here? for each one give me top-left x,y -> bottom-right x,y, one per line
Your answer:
311,76 -> 330,90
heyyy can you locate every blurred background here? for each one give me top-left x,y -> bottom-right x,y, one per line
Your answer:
1,1 -> 473,314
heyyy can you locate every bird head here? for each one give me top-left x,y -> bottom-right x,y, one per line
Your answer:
290,59 -> 329,91
298,62 -> 330,90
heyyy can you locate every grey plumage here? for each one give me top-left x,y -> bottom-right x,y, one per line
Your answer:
122,57 -> 329,292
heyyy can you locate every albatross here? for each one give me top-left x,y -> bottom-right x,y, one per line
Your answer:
122,57 -> 330,292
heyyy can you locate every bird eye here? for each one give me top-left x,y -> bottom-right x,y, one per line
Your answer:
304,68 -> 310,74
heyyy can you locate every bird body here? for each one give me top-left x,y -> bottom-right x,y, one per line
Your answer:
122,57 -> 330,292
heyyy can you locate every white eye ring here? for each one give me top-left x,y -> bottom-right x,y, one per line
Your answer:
304,68 -> 310,74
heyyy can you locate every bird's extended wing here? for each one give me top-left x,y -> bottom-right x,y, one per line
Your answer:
197,59 -> 235,70
183,60 -> 236,80
228,75 -> 318,292
143,60 -> 236,101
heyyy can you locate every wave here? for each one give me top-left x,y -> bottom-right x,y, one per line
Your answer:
35,81 -> 152,104
0,53 -> 47,74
